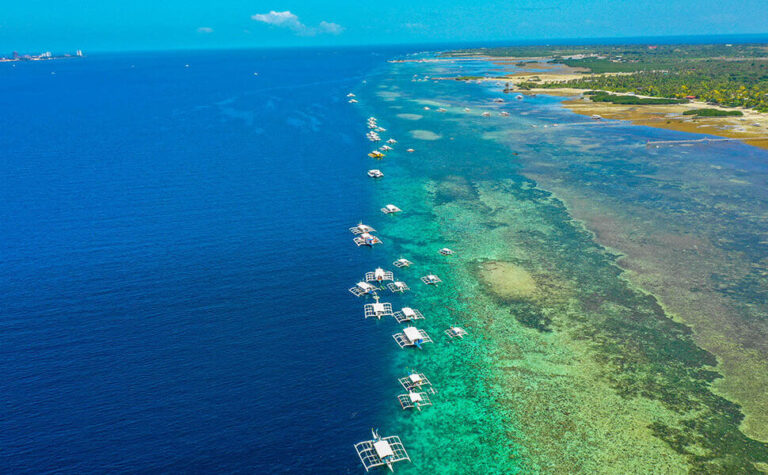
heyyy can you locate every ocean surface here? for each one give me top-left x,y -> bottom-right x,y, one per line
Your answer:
3,46 -> 768,474
0,48 -> 407,473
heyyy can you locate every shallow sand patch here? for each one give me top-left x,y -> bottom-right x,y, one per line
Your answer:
410,129 -> 442,140
397,113 -> 423,121
479,261 -> 537,300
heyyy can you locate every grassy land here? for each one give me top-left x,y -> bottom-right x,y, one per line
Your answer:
446,43 -> 768,112
683,108 -> 744,117
585,91 -> 687,105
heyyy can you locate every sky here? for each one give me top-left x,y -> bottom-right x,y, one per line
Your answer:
1,0 -> 767,52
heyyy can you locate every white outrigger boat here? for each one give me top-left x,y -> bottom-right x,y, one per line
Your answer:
445,326 -> 468,339
397,390 -> 433,411
364,296 -> 394,319
393,326 -> 432,349
354,428 -> 410,472
354,232 -> 383,247
368,169 -> 384,178
406,148 -> 415,153
386,138 -> 397,144
381,204 -> 402,214
481,111 -> 491,117
380,145 -> 393,151
392,307 -> 423,323
393,258 -> 413,268
350,223 -> 376,235
398,371 -> 434,392
421,274 -> 442,285
438,248 -> 454,256
366,267 -> 394,283
349,281 -> 378,297
387,281 -> 410,293
347,93 -> 356,97
349,99 -> 359,103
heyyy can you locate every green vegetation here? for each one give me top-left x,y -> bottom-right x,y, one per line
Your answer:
586,91 -> 687,105
683,108 -> 744,117
446,43 -> 768,112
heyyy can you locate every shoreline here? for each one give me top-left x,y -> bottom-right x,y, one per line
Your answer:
442,57 -> 768,150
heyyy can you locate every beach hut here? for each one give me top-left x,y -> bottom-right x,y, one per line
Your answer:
397,391 -> 433,411
349,281 -> 378,297
366,267 -> 394,283
381,204 -> 402,214
393,307 -> 423,323
421,274 -> 442,285
444,326 -> 468,339
354,429 -> 411,473
387,281 -> 410,293
393,326 -> 432,349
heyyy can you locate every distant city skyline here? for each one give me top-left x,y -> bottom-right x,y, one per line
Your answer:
1,0 -> 766,52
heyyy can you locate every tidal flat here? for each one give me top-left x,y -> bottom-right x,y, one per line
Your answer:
355,55 -> 768,473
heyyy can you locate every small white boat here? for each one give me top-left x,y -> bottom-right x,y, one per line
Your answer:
438,248 -> 454,256
406,148 -> 415,153
386,139 -> 397,144
423,106 -> 431,110
366,267 -> 394,283
349,99 -> 358,103
393,258 -> 412,268
393,307 -> 423,323
364,298 -> 394,319
421,274 -> 442,285
354,429 -> 411,472
387,281 -> 410,293
349,223 -> 376,235
482,112 -> 491,117
500,111 -> 510,117
349,281 -> 378,297
347,93 -> 356,97
515,94 -> 524,100
354,232 -> 382,247
397,390 -> 432,411
398,371 -> 434,392
392,326 -> 433,349
381,204 -> 402,214
368,169 -> 384,178
444,326 -> 468,339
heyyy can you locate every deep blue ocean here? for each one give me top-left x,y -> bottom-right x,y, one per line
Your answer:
0,48 -> 404,473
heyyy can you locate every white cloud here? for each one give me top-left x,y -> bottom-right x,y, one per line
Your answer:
197,27 -> 214,34
318,21 -> 344,35
251,10 -> 343,36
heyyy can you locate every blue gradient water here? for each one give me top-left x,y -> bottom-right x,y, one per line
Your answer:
0,49 -> 403,473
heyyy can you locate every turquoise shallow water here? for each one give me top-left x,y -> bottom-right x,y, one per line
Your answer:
351,55 -> 768,473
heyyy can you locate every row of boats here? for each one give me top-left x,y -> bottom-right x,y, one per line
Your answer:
348,97 -> 467,472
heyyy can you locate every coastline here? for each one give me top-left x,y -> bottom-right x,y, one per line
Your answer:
443,57 -> 768,151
